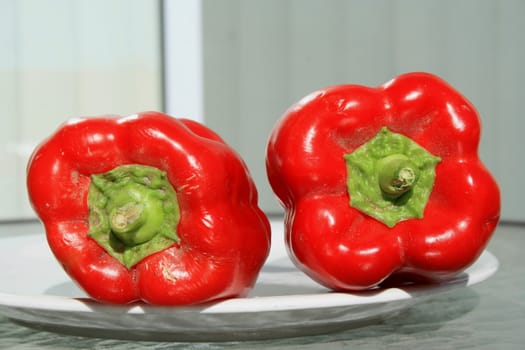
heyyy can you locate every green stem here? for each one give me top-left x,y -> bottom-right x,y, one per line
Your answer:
106,184 -> 165,246
377,154 -> 418,198
109,202 -> 145,234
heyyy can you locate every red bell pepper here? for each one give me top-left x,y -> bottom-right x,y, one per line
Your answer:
27,111 -> 271,305
266,72 -> 500,291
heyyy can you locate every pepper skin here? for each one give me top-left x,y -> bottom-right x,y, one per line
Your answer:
266,72 -> 500,291
27,112 -> 271,305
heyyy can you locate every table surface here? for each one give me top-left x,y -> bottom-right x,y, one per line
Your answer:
0,220 -> 523,350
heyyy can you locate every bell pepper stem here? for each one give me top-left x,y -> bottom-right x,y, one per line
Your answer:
377,154 -> 418,197
109,202 -> 145,234
104,183 -> 166,246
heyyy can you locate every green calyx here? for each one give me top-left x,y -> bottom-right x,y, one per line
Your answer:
88,164 -> 180,268
344,127 -> 441,228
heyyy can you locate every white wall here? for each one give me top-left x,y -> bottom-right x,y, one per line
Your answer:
201,0 -> 525,222
0,0 -> 162,219
2,0 -> 524,223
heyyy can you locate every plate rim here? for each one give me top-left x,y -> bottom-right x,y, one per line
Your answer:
0,250 -> 498,315
0,229 -> 499,341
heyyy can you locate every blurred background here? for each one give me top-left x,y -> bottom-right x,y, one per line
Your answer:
1,0 -> 523,223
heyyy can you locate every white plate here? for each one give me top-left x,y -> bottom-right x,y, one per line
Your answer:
0,227 -> 498,341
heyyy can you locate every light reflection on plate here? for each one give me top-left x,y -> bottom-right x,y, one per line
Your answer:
0,228 -> 498,342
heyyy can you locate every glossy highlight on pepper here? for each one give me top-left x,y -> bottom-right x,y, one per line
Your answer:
266,72 -> 500,291
27,112 -> 271,305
